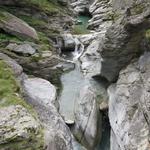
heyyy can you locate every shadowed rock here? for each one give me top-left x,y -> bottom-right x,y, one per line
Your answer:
99,6 -> 150,82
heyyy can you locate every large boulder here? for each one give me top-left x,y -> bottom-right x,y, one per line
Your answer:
6,43 -> 36,55
0,105 -> 44,150
108,52 -> 150,150
10,53 -> 75,86
99,6 -> 150,82
72,80 -> 108,149
0,53 -> 44,149
0,53 -> 23,77
23,78 -> 57,107
80,38 -> 101,78
23,77 -> 73,150
0,11 -> 38,40
58,34 -> 76,51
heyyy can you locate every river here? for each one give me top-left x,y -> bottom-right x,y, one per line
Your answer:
59,15 -> 110,150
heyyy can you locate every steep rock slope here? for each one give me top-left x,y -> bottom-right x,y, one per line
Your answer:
0,53 -> 44,150
109,52 -> 150,150
99,0 -> 150,82
103,0 -> 150,149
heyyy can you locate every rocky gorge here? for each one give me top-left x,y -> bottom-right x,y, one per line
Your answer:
0,0 -> 150,150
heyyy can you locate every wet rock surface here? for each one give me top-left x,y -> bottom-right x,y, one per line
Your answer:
80,37 -> 102,78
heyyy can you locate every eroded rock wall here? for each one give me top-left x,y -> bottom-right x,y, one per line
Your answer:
109,52 -> 150,150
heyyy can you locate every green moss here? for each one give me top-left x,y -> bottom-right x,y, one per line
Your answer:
37,32 -> 54,51
19,15 -> 47,28
146,29 -> 150,41
130,4 -> 145,15
73,25 -> 90,35
0,60 -> 45,149
0,128 -> 44,150
0,60 -> 34,114
110,12 -> 121,22
24,0 -> 61,14
0,33 -> 22,42
0,11 -> 12,22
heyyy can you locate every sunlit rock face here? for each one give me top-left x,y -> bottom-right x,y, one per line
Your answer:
73,84 -> 102,149
108,52 -> 150,150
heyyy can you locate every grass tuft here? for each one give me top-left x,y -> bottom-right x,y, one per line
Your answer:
0,60 -> 34,114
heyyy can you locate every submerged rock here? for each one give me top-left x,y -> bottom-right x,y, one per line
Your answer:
109,52 -> 150,150
0,11 -> 38,40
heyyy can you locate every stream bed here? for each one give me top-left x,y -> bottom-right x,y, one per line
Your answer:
59,15 -> 110,150
59,62 -> 86,121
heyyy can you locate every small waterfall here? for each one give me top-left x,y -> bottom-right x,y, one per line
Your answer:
72,37 -> 85,61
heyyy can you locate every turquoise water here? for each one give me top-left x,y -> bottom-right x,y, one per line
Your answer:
59,63 -> 85,121
74,15 -> 91,34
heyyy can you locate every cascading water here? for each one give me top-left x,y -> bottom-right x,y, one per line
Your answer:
59,15 -> 110,150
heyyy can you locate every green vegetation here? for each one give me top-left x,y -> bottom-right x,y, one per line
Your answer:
38,32 -> 53,51
0,11 -> 12,21
0,136 -> 44,150
146,29 -> 150,41
73,25 -> 90,34
0,61 -> 44,150
24,0 -> 62,13
0,32 -> 22,42
0,60 -> 33,113
131,4 -> 145,15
